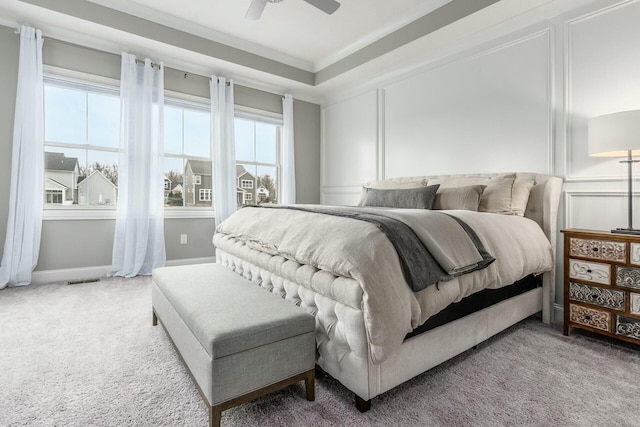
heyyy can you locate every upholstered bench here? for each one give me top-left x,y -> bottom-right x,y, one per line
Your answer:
151,263 -> 316,427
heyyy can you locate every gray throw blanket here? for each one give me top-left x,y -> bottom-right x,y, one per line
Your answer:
258,205 -> 495,292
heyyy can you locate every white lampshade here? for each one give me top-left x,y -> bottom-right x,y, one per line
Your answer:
588,110 -> 640,157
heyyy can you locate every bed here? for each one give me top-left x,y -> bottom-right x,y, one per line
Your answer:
212,172 -> 562,410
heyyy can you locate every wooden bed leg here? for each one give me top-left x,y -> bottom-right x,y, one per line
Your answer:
152,310 -> 157,326
355,395 -> 371,413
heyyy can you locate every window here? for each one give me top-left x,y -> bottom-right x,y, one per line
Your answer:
44,76 -> 119,207
199,188 -> 212,202
45,190 -> 63,204
164,99 -> 211,208
235,113 -> 281,209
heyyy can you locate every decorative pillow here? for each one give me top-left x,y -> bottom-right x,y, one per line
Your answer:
357,179 -> 429,206
429,174 -> 516,214
511,179 -> 535,216
434,185 -> 487,211
360,184 -> 440,209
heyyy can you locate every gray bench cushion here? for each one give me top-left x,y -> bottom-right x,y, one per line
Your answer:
152,264 -> 315,359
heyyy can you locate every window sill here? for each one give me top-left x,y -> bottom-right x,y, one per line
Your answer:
43,207 -> 215,221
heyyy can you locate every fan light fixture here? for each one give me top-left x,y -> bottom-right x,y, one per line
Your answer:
245,0 -> 340,20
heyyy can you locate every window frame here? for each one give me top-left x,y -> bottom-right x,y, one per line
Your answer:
234,107 -> 283,207
163,93 -> 214,218
43,67 -> 123,221
42,67 -> 284,221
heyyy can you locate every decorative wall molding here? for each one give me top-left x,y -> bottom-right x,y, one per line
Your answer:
377,88 -> 386,180
563,190 -> 635,229
563,0 -> 640,181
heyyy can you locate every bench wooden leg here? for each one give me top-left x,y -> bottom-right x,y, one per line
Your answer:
152,309 -> 158,326
210,405 -> 221,427
305,369 -> 315,401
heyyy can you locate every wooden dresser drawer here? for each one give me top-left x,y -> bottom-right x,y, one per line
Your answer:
631,293 -> 640,315
630,243 -> 640,266
615,315 -> 640,341
569,282 -> 625,310
616,266 -> 640,290
569,259 -> 611,285
569,304 -> 611,332
569,237 -> 626,262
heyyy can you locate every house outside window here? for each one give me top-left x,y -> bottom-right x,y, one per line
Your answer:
43,75 -> 119,207
234,111 -> 281,208
164,99 -> 211,208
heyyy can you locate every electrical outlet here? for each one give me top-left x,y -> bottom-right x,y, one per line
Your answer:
180,234 -> 188,245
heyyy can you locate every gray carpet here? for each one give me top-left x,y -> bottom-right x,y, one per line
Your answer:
1,276 -> 639,427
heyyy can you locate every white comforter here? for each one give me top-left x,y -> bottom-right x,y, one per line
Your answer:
213,205 -> 553,363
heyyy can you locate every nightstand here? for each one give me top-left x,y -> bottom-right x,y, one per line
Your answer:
562,229 -> 640,345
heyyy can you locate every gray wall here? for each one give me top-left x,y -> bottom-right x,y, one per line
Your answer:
0,26 -> 19,261
0,28 -> 321,272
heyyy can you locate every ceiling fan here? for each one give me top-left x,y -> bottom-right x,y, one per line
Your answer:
245,0 -> 341,20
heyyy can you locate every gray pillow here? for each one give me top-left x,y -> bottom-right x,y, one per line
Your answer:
360,184 -> 440,209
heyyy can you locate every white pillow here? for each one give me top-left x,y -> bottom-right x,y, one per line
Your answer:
429,174 -> 516,214
434,185 -> 487,211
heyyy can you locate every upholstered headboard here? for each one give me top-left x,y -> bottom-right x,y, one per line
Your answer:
367,172 -> 563,322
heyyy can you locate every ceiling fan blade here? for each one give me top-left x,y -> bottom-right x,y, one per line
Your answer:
245,0 -> 267,20
303,0 -> 341,15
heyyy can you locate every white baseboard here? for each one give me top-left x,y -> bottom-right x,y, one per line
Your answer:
31,256 -> 216,285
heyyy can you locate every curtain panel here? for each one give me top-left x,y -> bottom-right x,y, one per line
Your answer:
109,53 -> 166,277
210,76 -> 237,226
0,26 -> 44,289
281,94 -> 296,204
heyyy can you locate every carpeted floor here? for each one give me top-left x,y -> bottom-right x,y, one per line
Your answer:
1,276 -> 640,427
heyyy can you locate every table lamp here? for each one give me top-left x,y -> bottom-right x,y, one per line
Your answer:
588,110 -> 640,235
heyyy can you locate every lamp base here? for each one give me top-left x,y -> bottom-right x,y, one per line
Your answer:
612,228 -> 640,235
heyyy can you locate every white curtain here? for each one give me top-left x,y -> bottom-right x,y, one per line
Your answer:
281,94 -> 296,204
0,26 -> 44,289
109,53 -> 165,277
210,75 -> 236,226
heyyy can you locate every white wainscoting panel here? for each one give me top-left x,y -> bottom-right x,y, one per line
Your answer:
382,30 -> 552,178
321,90 -> 378,190
566,0 -> 640,180
564,191 -> 639,231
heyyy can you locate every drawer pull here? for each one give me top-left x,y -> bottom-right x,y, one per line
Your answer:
592,247 -> 599,252
587,269 -> 592,273
585,315 -> 592,320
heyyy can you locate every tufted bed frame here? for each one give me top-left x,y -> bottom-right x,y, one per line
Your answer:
214,172 -> 563,410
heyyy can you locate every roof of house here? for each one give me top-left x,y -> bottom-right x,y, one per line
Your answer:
187,160 -> 211,175
45,152 -> 79,172
45,177 -> 68,189
77,170 -> 117,188
237,165 -> 255,180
